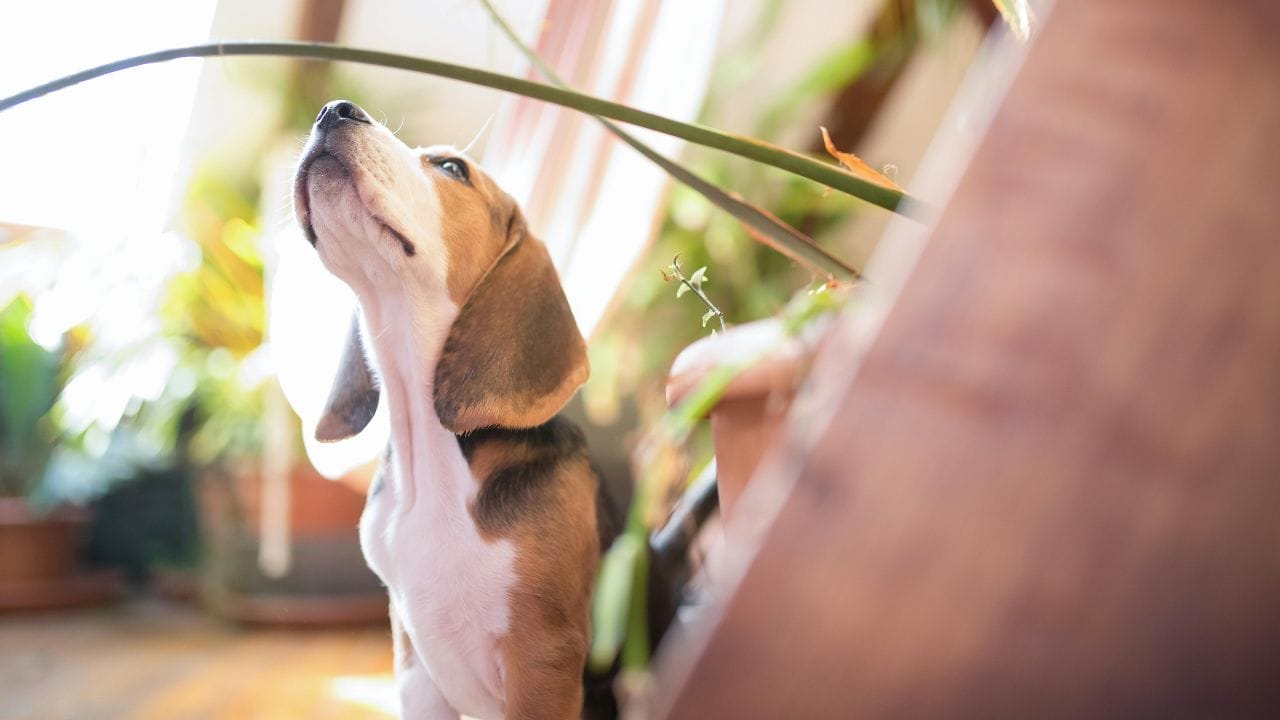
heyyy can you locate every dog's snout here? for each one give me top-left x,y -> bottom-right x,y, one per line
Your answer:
315,100 -> 372,131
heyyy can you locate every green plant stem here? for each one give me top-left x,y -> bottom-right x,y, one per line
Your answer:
475,0 -> 860,280
668,257 -> 727,333
682,278 -> 727,333
0,41 -> 916,218
621,549 -> 650,672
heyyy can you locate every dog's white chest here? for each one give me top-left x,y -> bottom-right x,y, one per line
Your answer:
361,444 -> 517,719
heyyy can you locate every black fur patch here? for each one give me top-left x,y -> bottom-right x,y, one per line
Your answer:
316,315 -> 380,442
335,387 -> 379,431
461,417 -> 589,534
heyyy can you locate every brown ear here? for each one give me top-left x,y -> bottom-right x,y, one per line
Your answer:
315,313 -> 380,442
434,220 -> 588,433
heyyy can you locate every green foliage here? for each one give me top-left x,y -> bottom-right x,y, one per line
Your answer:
167,167 -> 264,358
757,40 -> 876,140
0,295 -> 63,498
0,297 -> 151,509
590,533 -> 646,670
163,163 -> 269,466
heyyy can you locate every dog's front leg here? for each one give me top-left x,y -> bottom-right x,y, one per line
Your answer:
391,602 -> 459,720
500,630 -> 586,720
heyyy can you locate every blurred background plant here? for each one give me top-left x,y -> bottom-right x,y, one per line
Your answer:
0,125 -> 269,581
0,295 -> 78,505
0,272 -> 187,519
164,164 -> 269,469
0,167 -> 269,582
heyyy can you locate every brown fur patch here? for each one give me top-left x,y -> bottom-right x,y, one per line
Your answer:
501,454 -> 598,719
420,152 -> 509,305
433,217 -> 588,433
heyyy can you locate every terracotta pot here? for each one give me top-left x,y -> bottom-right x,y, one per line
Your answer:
667,319 -> 813,521
234,464 -> 368,537
0,500 -> 85,581
200,464 -> 386,626
0,498 -> 121,610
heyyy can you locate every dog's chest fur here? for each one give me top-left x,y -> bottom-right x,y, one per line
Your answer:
360,424 -> 517,718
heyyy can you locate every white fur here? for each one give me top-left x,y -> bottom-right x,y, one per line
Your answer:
301,116 -> 516,719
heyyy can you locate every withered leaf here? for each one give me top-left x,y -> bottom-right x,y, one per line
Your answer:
820,127 -> 904,193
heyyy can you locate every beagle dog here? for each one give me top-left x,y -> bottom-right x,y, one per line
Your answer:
294,100 -> 671,719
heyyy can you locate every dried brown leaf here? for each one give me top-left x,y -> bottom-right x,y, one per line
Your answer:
820,127 -> 904,193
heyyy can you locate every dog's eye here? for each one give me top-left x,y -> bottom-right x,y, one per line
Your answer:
436,158 -> 469,182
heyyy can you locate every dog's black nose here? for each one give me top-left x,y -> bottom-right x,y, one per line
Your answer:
315,100 -> 372,130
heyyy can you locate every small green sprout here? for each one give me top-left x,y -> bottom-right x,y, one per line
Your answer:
662,255 -> 726,334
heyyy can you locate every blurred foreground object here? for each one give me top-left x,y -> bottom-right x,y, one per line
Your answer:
654,0 -> 1280,716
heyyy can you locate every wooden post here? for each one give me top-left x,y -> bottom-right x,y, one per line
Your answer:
655,0 -> 1280,716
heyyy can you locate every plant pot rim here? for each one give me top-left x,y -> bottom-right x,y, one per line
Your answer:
0,497 -> 90,525
666,318 -> 813,412
0,569 -> 124,611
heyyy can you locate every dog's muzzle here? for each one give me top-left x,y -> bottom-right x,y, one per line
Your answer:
295,100 -> 374,246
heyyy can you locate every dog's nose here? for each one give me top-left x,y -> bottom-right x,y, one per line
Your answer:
315,100 -> 372,131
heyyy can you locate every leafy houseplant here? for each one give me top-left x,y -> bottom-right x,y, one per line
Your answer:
0,296 -> 61,503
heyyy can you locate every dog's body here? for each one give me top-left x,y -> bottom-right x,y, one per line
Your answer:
369,416 -> 607,719
294,100 -> 636,719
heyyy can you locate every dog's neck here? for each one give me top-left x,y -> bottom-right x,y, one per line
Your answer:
357,287 -> 465,511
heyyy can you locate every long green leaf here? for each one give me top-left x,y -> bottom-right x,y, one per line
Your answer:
0,41 -> 916,218
590,533 -> 644,671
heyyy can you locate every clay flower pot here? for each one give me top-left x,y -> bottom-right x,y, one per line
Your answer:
199,463 -> 386,626
0,498 -> 121,610
666,318 -> 815,522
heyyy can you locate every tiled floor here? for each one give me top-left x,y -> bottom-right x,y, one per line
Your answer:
0,597 -> 397,720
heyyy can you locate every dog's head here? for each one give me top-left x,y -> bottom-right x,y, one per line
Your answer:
294,100 -> 587,439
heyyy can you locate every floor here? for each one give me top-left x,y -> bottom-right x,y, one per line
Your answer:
0,597 -> 398,720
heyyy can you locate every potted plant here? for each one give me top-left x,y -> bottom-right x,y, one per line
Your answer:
0,295 -> 121,610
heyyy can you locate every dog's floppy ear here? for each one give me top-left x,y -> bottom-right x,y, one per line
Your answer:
434,213 -> 588,433
315,314 -> 380,442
